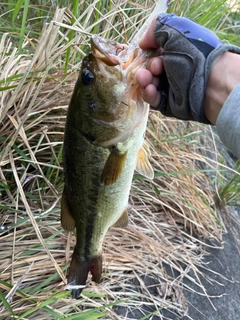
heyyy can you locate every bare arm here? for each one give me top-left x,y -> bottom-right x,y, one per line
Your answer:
204,51 -> 240,124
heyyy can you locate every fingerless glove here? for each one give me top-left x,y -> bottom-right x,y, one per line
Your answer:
154,13 -> 240,123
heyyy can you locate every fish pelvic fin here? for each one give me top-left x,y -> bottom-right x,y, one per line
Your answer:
135,146 -> 154,180
112,208 -> 129,228
68,248 -> 102,298
100,150 -> 127,186
61,188 -> 76,231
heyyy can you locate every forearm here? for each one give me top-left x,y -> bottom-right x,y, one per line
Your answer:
204,52 -> 240,158
204,52 -> 240,124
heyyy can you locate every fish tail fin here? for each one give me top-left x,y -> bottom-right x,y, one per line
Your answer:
88,255 -> 102,283
68,248 -> 102,298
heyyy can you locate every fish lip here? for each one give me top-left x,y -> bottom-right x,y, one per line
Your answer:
91,35 -> 124,67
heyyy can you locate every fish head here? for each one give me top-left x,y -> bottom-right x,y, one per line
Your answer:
69,35 -> 150,147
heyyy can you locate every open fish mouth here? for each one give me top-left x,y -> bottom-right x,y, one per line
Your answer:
91,35 -> 139,71
91,35 -> 129,66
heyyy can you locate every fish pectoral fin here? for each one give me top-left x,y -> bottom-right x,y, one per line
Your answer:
100,150 -> 127,186
112,209 -> 129,228
61,188 -> 76,231
135,147 -> 154,180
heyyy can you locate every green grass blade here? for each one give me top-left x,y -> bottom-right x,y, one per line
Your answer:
64,1 -> 79,73
18,0 -> 30,53
0,291 -> 15,317
59,298 -> 132,320
26,264 -> 69,295
17,292 -> 69,319
12,0 -> 25,23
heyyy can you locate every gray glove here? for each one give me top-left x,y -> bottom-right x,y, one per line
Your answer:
153,13 -> 240,123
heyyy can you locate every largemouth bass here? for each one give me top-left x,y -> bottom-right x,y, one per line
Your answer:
61,35 -> 156,298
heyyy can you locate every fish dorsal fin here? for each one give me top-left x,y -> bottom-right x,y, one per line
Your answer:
61,188 -> 76,231
135,146 -> 154,180
112,209 -> 129,228
100,150 -> 127,186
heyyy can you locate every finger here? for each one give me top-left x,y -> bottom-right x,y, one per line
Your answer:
138,16 -> 159,50
147,57 -> 164,76
136,69 -> 153,88
136,69 -> 160,89
142,84 -> 161,107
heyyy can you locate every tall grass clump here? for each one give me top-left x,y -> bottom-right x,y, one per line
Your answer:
0,0 -> 239,319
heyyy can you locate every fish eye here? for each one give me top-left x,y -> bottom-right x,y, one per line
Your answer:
81,69 -> 94,85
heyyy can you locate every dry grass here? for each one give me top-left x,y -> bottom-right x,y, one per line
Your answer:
0,2 -> 230,319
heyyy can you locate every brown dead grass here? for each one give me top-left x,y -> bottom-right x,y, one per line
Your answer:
0,2 -> 229,319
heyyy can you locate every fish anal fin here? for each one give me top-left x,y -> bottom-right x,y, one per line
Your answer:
112,209 -> 129,228
100,150 -> 127,186
61,188 -> 76,231
135,147 -> 154,180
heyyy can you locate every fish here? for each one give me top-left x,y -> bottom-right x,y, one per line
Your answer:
60,34 -> 156,298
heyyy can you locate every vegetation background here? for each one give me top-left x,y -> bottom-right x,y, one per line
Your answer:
0,0 -> 239,319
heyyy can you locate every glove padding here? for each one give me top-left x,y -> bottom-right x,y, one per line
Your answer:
153,13 -> 240,123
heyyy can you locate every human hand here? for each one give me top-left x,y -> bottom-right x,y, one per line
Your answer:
136,55 -> 163,108
136,17 -> 163,108
136,13 -> 240,124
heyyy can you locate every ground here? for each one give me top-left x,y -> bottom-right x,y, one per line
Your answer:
115,221 -> 240,320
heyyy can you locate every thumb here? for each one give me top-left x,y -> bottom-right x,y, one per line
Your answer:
138,16 -> 159,50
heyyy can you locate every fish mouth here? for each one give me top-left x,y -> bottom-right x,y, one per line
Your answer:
91,35 -> 128,67
88,35 -> 148,148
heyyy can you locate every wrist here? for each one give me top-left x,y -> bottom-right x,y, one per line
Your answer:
204,52 -> 240,124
